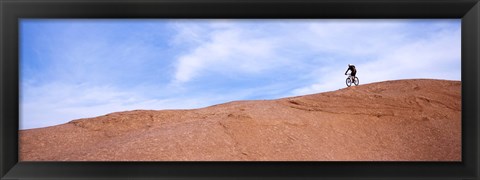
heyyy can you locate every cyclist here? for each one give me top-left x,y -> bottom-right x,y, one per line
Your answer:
344,64 -> 357,82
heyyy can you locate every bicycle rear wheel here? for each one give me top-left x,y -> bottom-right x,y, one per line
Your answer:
346,78 -> 352,87
354,77 -> 359,86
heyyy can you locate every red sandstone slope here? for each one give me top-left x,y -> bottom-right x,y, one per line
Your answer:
19,79 -> 461,161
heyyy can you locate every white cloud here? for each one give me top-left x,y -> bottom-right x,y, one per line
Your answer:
171,20 -> 460,90
20,81 -> 234,130
304,20 -> 405,56
171,21 -> 284,84
289,20 -> 461,95
357,26 -> 461,82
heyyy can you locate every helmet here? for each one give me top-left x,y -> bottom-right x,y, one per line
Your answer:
348,64 -> 354,67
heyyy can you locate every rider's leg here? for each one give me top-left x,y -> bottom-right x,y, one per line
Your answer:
351,72 -> 356,83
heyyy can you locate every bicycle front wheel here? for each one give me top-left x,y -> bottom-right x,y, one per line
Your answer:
346,78 -> 352,87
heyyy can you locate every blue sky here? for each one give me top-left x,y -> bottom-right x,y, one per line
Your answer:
20,19 -> 461,130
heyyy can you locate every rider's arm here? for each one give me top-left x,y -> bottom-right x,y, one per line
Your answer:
345,69 -> 349,75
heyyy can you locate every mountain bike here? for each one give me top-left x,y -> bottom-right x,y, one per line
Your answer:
346,74 -> 359,87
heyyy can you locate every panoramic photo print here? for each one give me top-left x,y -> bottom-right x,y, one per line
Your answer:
19,19 -> 461,161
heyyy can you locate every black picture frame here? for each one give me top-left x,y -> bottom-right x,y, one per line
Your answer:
1,0 -> 479,179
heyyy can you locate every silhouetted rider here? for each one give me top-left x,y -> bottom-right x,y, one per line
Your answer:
345,64 -> 357,79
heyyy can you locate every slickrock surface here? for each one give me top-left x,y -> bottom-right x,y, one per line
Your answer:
19,79 -> 461,161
